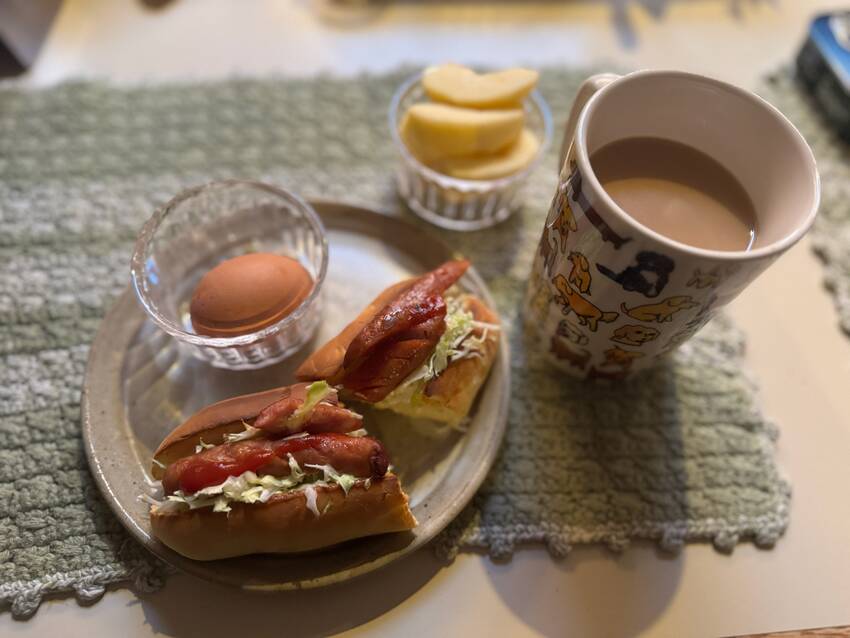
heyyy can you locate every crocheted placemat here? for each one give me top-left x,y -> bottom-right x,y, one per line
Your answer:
0,68 -> 793,618
761,69 -> 850,336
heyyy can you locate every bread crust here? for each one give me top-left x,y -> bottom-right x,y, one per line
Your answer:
151,386 -> 293,479
150,474 -> 416,560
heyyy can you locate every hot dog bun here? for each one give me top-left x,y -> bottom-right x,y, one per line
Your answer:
150,474 -> 416,561
151,386 -> 294,479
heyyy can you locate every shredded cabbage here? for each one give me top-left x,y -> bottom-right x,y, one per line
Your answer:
287,381 -> 333,429
152,453 -> 362,517
223,423 -> 262,443
304,485 -> 319,516
194,438 -> 215,454
305,463 -> 358,495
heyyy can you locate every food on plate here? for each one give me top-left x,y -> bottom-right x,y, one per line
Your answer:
422,63 -> 539,108
189,253 -> 313,338
296,259 -> 500,426
146,381 -> 416,560
398,63 -> 541,180
399,103 -> 524,161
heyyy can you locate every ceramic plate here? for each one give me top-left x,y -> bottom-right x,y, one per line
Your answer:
81,200 -> 510,590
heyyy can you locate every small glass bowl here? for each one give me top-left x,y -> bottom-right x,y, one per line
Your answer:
389,70 -> 553,231
130,180 -> 328,370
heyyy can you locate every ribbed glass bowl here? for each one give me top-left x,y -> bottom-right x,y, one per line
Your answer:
130,180 -> 328,370
389,70 -> 553,231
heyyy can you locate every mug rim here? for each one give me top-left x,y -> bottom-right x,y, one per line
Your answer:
574,69 -> 821,262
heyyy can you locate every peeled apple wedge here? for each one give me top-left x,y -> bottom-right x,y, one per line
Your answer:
435,129 -> 541,180
422,64 -> 540,108
399,103 -> 523,162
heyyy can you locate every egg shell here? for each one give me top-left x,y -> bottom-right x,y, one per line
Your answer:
190,253 -> 313,338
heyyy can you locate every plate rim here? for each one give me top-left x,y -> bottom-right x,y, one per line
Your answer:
81,199 -> 511,589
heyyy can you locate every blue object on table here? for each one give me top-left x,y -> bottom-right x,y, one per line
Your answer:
797,12 -> 850,141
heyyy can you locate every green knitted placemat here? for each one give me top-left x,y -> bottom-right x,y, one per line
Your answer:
761,69 -> 850,336
0,69 -> 796,618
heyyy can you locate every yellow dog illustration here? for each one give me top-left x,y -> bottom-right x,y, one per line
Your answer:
610,324 -> 659,347
687,267 -> 723,289
567,251 -> 592,294
549,335 -> 591,370
552,274 -> 618,332
602,346 -> 645,370
539,226 -> 558,276
620,296 -> 698,323
551,195 -> 577,252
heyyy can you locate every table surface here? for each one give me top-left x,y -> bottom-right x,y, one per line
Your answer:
6,1 -> 850,636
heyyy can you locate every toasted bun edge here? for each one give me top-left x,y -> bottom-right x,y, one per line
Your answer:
149,474 -> 417,560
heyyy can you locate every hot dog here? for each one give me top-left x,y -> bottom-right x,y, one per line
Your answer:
146,382 -> 416,560
162,433 -> 389,495
296,260 -> 501,426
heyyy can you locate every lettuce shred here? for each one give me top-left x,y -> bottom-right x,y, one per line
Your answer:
287,381 -> 334,429
151,453 -> 362,517
223,423 -> 262,443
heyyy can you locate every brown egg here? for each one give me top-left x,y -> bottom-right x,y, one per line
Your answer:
190,253 -> 313,338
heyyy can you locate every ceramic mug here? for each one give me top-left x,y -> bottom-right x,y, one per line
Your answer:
524,70 -> 820,379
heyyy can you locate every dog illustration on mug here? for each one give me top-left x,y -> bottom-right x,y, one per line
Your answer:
687,267 -> 723,289
620,296 -> 699,323
610,324 -> 660,347
602,346 -> 645,370
539,226 -> 558,276
549,335 -> 592,370
596,251 -> 675,298
552,196 -> 578,252
567,251 -> 592,294
557,319 -> 590,346
551,274 -> 618,332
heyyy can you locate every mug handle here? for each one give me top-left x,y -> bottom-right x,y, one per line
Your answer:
559,73 -> 621,174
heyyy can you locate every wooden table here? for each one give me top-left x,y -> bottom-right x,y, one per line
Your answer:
5,1 -> 850,636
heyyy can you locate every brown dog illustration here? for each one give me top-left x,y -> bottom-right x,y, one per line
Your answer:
539,226 -> 558,276
602,346 -> 644,370
550,335 -> 591,370
686,267 -> 723,289
557,319 -> 589,346
587,365 -> 629,381
551,197 -> 577,252
620,296 -> 699,323
661,295 -> 718,353
611,324 -> 660,347
567,251 -> 592,294
552,274 -> 618,332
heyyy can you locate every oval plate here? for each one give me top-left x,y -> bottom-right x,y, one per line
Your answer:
81,200 -> 510,590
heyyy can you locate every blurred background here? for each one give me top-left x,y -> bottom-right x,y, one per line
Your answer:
0,0 -> 838,87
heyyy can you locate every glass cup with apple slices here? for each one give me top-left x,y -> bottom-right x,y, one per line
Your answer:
389,65 -> 553,231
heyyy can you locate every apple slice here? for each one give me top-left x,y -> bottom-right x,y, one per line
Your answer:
434,129 -> 541,180
422,64 -> 539,108
399,103 -> 523,162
